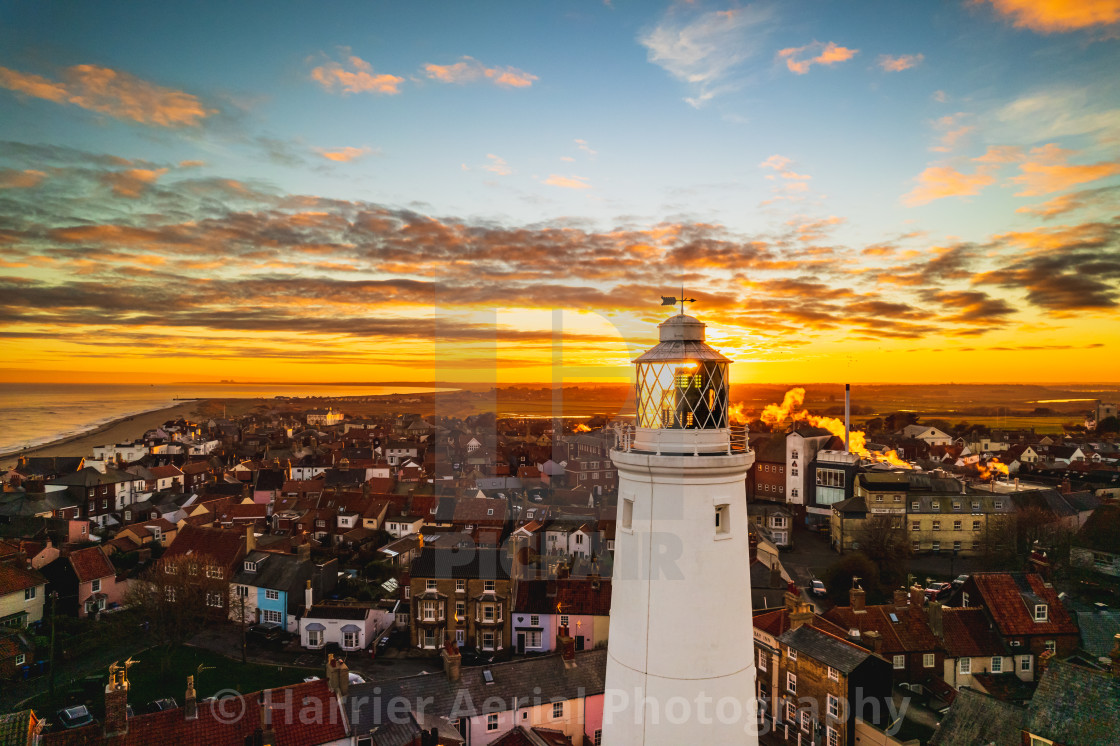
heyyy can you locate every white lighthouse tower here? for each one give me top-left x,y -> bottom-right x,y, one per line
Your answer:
603,311 -> 758,746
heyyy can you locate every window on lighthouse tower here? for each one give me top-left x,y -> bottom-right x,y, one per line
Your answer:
715,504 -> 730,535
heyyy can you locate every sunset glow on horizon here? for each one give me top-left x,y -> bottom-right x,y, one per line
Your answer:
1,2 -> 1118,385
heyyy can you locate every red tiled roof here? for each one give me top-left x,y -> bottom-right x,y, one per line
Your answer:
68,546 -> 115,583
148,465 -> 184,479
164,525 -> 245,572
0,563 -> 46,596
41,679 -> 347,746
823,604 -> 941,655
181,462 -> 211,475
970,573 -> 1079,637
453,497 -> 507,523
941,607 -> 1006,658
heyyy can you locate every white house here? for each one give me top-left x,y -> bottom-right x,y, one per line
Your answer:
903,425 -> 953,447
300,604 -> 387,652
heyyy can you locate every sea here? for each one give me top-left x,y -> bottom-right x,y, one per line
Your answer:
0,382 -> 450,457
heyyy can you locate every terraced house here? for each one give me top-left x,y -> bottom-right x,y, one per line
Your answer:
409,547 -> 512,657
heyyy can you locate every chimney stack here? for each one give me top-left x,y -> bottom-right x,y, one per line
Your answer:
442,636 -> 462,682
1060,478 -> 1071,495
790,600 -> 814,631
863,630 -> 882,653
184,675 -> 198,720
297,540 -> 311,563
103,663 -> 130,737
246,525 -> 256,553
850,584 -> 866,614
893,587 -> 909,611
557,624 -> 577,667
305,579 -> 314,613
260,699 -> 276,746
910,584 -> 925,609
927,600 -> 944,639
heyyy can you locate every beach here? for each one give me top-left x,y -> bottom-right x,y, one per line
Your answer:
0,400 -> 204,471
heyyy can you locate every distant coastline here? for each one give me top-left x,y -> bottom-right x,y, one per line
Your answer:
0,400 -> 202,469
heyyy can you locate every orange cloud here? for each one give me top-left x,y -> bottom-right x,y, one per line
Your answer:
1016,186 -> 1119,218
976,0 -> 1120,33
100,168 -> 168,198
1011,144 -> 1120,196
0,169 -> 46,189
543,174 -> 591,189
878,53 -> 924,71
423,56 -> 537,88
0,64 -> 214,126
483,154 -> 512,176
179,160 -> 206,168
778,41 -> 859,74
902,164 -> 997,206
310,54 -> 403,95
316,146 -> 372,162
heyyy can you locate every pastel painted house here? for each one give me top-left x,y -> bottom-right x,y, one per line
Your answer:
39,546 -> 123,618
512,578 -> 611,655
228,550 -> 337,632
0,564 -> 47,628
299,602 -> 389,652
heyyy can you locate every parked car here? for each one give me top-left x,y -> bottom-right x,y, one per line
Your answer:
809,579 -> 828,598
951,574 -> 969,588
925,582 -> 952,600
56,705 -> 94,730
247,622 -> 289,649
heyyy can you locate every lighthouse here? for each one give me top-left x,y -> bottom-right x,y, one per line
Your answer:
603,311 -> 758,745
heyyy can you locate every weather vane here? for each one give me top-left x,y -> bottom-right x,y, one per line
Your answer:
660,285 -> 696,315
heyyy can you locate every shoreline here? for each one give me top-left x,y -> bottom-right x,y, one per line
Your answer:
0,400 -> 205,471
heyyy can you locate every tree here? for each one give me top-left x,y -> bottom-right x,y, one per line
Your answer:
855,515 -> 911,591
124,554 -> 229,672
822,553 -> 880,605
1096,416 -> 1120,436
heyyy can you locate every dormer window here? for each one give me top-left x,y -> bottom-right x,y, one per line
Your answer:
1034,604 -> 1048,622
244,561 -> 257,572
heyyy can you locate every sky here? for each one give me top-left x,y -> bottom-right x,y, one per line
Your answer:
0,0 -> 1118,385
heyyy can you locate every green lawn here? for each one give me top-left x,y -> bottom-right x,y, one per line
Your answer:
24,646 -> 315,720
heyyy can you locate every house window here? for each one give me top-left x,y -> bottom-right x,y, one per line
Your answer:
911,501 -> 920,511
894,494 -> 902,503
827,694 -> 839,718
827,726 -> 840,746
265,590 -> 279,601
482,631 -> 495,650
484,580 -> 496,592
25,586 -> 37,600
426,579 -> 437,591
553,702 -> 563,718
932,521 -> 941,531
959,657 -> 971,675
530,615 -> 539,626
715,504 -> 729,535
991,656 -> 1002,673
560,615 -> 569,627
893,655 -> 905,670
527,631 -> 542,648
786,672 -> 796,694
800,711 -> 811,731
15,653 -> 26,666
344,631 -> 359,649
953,502 -> 961,511
828,666 -> 838,682
962,592 -> 969,607
972,541 -> 980,550
244,561 -> 257,572
206,565 -> 222,579
206,592 -> 223,608
622,498 -> 633,529
911,522 -> 920,532
1044,640 -> 1056,654
1020,656 -> 1032,672
954,540 -> 962,551
875,495 -> 883,503
1034,604 -> 1048,622
758,651 -> 767,671
953,520 -> 962,531
593,730 -> 602,745
973,520 -> 981,531
483,605 -> 495,622
262,609 -> 282,624
932,541 -> 941,552
487,714 -> 498,731
788,649 -> 797,661
971,501 -> 980,511
912,541 -> 920,552
455,579 -> 466,593
994,501 -> 1003,509
792,468 -> 798,477
455,601 -> 466,619
308,629 -> 323,647
404,586 -> 410,599
235,585 -> 248,597
923,653 -> 935,668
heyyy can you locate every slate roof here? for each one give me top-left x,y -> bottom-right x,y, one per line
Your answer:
347,649 -> 606,728
230,551 -> 320,612
148,465 -> 183,480
14,456 -> 85,477
410,548 -> 511,580
941,607 -> 1007,658
1069,606 -> 1120,657
1074,503 -> 1120,553
68,546 -> 115,583
777,624 -> 872,673
1023,660 -> 1120,745
970,572 -> 1079,637
41,679 -> 347,746
304,604 -> 370,621
490,727 -> 574,746
928,687 -> 1025,746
